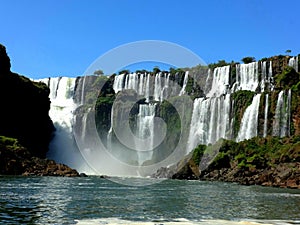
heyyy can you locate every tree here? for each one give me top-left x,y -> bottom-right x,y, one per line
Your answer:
153,66 -> 161,74
94,69 -> 104,76
241,57 -> 256,64
285,49 -> 292,55
118,69 -> 130,75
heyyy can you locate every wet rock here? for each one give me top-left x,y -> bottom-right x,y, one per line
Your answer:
79,173 -> 88,177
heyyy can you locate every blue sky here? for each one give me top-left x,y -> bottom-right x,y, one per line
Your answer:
1,0 -> 299,79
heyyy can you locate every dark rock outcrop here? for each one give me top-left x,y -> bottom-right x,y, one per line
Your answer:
0,44 -> 79,176
0,44 -> 54,158
0,44 -> 11,73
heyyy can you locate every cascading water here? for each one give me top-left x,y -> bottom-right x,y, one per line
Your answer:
269,61 -> 274,91
261,61 -> 267,92
162,74 -> 170,99
40,78 -> 81,169
204,69 -> 212,94
114,72 -> 170,102
39,77 -> 94,173
113,73 -> 126,93
236,94 -> 261,142
289,56 -> 299,72
272,90 -> 291,137
145,73 -> 150,102
263,94 -> 269,137
136,104 -> 156,165
206,66 -> 230,97
187,94 -> 232,151
187,62 -> 263,152
179,71 -> 189,96
235,62 -> 259,92
154,73 -> 162,101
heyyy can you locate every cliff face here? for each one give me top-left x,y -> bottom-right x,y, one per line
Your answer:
0,44 -> 54,158
0,44 -> 80,176
0,44 -> 11,73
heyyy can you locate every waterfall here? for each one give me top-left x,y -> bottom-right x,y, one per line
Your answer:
263,94 -> 269,137
41,78 -> 79,167
138,73 -> 144,95
206,66 -> 230,97
272,90 -> 292,137
145,74 -> 150,102
113,72 -> 169,102
80,75 -> 87,104
179,71 -> 189,96
235,62 -> 259,92
154,73 -> 162,101
162,74 -> 170,99
135,104 -> 156,165
273,91 -> 284,137
236,94 -> 261,142
187,94 -> 232,152
261,61 -> 267,92
187,98 -> 208,151
113,73 -> 126,93
38,77 -> 95,173
289,56 -> 299,72
287,89 -> 291,136
204,69 -> 212,95
269,61 -> 274,91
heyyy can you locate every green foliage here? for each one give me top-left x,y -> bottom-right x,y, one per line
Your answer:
274,66 -> 300,89
285,49 -> 292,55
153,67 -> 161,74
260,57 -> 268,62
94,69 -> 104,76
0,136 -> 20,150
291,81 -> 300,94
185,75 -> 194,94
241,57 -> 256,64
192,136 -> 300,171
118,69 -> 130,75
192,145 -> 206,165
169,67 -> 184,76
135,69 -> 149,74
208,60 -> 230,70
232,90 -> 255,136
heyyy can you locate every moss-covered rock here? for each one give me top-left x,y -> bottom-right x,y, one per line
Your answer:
232,90 -> 255,137
0,135 -> 79,176
274,66 -> 300,89
166,136 -> 300,188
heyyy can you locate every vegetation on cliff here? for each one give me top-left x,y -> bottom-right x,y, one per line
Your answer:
0,135 -> 79,176
168,135 -> 300,188
232,90 -> 256,137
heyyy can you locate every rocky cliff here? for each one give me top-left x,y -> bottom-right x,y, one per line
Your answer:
0,44 -> 79,176
0,44 -> 53,157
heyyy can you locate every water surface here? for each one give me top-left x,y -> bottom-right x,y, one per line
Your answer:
0,176 -> 299,224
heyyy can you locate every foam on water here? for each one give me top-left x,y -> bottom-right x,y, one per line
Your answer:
75,218 -> 299,225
